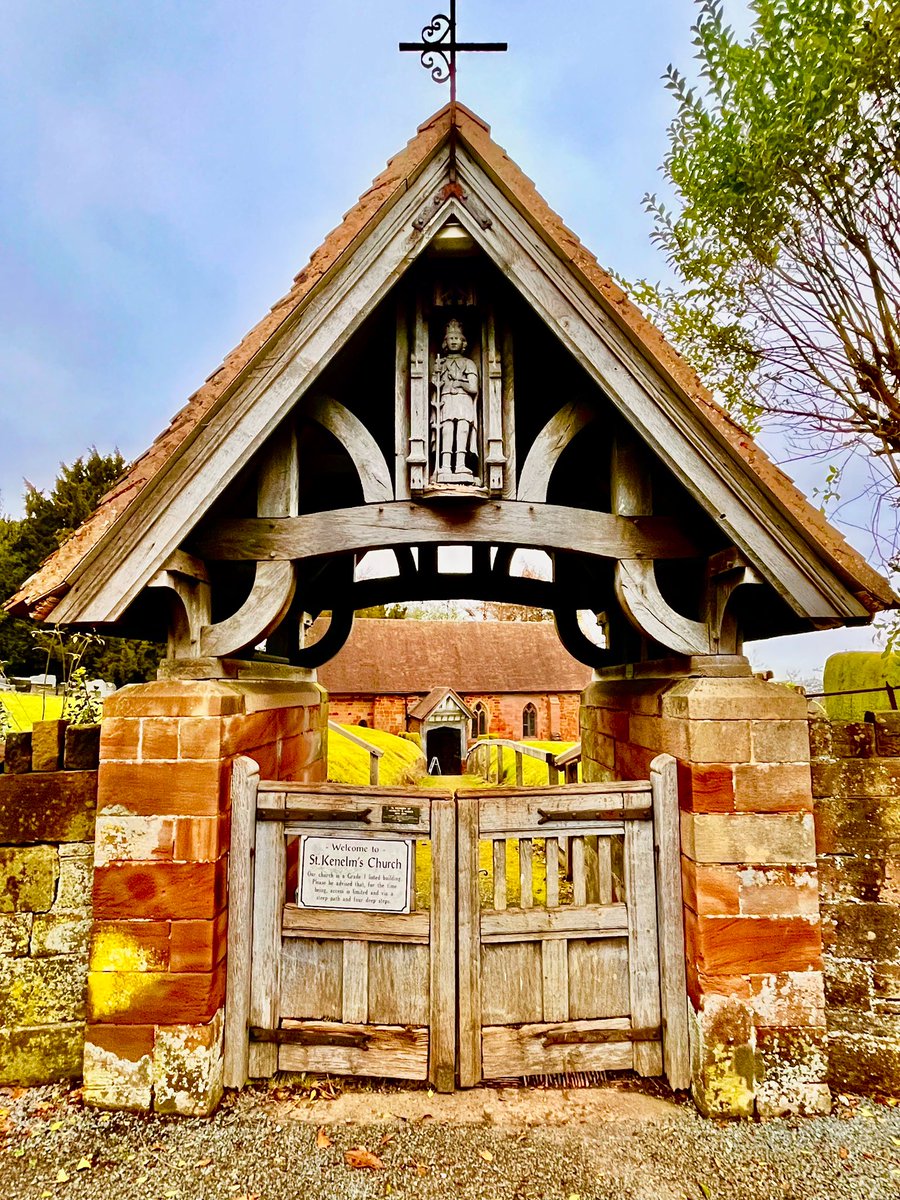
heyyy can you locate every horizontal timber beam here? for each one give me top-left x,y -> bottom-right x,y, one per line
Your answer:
192,501 -> 699,563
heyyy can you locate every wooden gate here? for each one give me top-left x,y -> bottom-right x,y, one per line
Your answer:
457,762 -> 688,1086
224,769 -> 457,1091
225,756 -> 688,1092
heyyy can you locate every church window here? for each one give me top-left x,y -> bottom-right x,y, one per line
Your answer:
522,703 -> 537,739
474,702 -> 488,737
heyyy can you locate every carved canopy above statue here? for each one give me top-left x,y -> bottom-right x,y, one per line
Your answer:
6,104 -> 895,671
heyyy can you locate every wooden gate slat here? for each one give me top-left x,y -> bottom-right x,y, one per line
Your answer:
457,794 -> 482,1087
248,790 -> 286,1078
341,939 -> 369,1023
652,753 -> 691,1090
623,790 -> 664,1077
224,756 -> 259,1089
541,940 -> 569,1022
492,839 -> 507,910
545,837 -> 560,908
519,838 -> 534,909
278,1020 -> 428,1079
429,794 -> 457,1092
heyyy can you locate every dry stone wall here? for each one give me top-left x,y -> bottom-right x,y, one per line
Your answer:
812,709 -> 900,1095
0,720 -> 99,1084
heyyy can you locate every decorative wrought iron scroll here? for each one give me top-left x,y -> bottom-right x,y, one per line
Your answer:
399,1 -> 507,105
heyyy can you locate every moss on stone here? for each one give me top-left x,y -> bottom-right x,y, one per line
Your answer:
0,1023 -> 84,1085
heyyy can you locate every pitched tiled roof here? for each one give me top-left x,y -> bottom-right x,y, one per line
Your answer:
408,686 -> 475,721
7,101 -> 894,618
315,619 -> 592,695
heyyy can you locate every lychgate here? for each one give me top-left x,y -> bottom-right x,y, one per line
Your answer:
6,102 -> 894,1117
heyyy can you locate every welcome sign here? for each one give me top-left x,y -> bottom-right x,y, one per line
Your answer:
297,835 -> 414,914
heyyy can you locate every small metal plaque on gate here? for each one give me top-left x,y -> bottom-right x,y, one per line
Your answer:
381,804 -> 421,826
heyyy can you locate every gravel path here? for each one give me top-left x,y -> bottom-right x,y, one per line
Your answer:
2,1080 -> 899,1200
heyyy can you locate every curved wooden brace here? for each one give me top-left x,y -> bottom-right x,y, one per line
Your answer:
300,395 -> 393,503
614,559 -> 712,655
199,560 -> 297,658
553,607 -> 614,671
294,607 -> 355,668
148,569 -> 211,659
517,400 -> 595,502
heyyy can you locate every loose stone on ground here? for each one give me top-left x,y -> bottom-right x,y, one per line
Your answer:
0,1080 -> 899,1200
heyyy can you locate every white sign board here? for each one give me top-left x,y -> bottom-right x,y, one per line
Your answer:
297,836 -> 414,914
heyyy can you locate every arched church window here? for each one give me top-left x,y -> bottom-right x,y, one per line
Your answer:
522,703 -> 537,739
473,702 -> 488,737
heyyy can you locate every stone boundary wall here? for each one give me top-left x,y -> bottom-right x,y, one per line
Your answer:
582,675 -> 828,1119
0,721 -> 100,1085
811,709 -> 900,1095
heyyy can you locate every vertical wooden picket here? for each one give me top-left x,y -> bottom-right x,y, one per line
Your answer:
248,790 -> 286,1078
457,793 -> 482,1087
224,756 -> 259,1088
429,795 -> 457,1092
652,753 -> 691,1090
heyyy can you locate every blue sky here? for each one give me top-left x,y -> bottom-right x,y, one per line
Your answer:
0,1 -> 885,676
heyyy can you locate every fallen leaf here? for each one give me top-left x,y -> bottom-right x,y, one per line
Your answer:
698,1185 -> 712,1200
12,1148 -> 25,1159
316,1127 -> 333,1149
345,1146 -> 385,1170
49,1121 -> 64,1132
196,1158 -> 213,1168
75,1157 -> 92,1171
839,1146 -> 849,1160
416,1162 -> 427,1176
135,1176 -> 148,1186
55,1169 -> 70,1183
426,1089 -> 434,1098
568,1194 -> 581,1200
478,1149 -> 494,1163
378,1133 -> 396,1148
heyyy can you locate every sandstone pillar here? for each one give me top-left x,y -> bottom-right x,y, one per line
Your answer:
581,673 -> 828,1117
85,678 -> 326,1114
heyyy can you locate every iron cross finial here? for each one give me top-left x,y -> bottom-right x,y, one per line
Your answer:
399,2 -> 507,106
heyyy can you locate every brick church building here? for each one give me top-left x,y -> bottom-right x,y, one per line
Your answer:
317,619 -> 590,758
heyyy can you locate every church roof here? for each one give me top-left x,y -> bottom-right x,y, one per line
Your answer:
315,619 -> 592,696
7,102 -> 894,623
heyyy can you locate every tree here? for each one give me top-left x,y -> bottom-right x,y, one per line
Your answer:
0,449 -> 164,683
631,0 -> 900,548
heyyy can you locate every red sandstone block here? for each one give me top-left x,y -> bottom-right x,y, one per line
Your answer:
97,760 -> 227,817
614,742 -> 656,782
677,762 -> 735,813
681,858 -> 698,912
87,964 -> 226,1025
748,970 -> 826,1028
737,866 -> 819,917
89,920 -> 171,971
100,718 -> 141,762
733,762 -> 813,813
140,718 -> 179,762
169,912 -> 228,972
694,865 -> 741,916
301,759 -> 327,784
93,859 -> 227,920
178,717 -> 224,760
695,915 -> 822,975
239,744 -> 278,778
174,815 -> 227,863
688,720 -> 752,764
222,711 -> 280,756
695,973 -> 753,1001
106,683 -> 243,719
85,1023 -> 155,1062
751,719 -> 810,764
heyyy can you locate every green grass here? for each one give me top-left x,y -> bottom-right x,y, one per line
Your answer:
0,692 -> 64,732
327,724 -> 426,786
475,739 -> 580,786
822,652 -> 900,721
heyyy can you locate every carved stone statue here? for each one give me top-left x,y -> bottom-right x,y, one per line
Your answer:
431,319 -> 479,483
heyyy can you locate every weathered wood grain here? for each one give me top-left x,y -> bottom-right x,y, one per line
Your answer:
624,791 -> 664,1077
341,940 -> 369,1024
368,943 -> 429,1025
278,1021 -> 428,1079
248,792 -> 286,1078
541,939 -> 569,1023
481,1018 -> 633,1079
194,501 -> 699,563
517,400 -> 595,502
481,942 -> 543,1024
429,795 -> 457,1092
224,756 -> 259,1088
568,938 -> 630,1020
457,793 -> 482,1087
480,904 -> 628,942
282,906 -> 430,943
652,753 -> 691,1090
280,938 -> 343,1021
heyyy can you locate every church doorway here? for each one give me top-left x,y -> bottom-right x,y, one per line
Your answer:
426,725 -> 462,774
